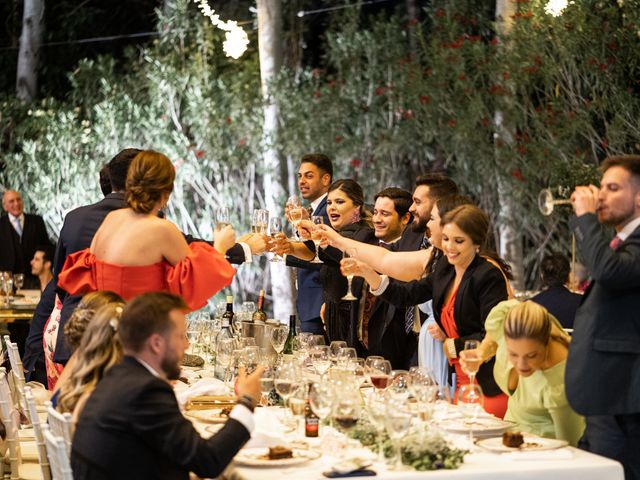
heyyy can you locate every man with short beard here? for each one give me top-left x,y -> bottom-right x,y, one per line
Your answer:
71,292 -> 264,480
408,174 -> 459,246
568,155 -> 640,480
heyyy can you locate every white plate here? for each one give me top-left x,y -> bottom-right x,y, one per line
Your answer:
476,435 -> 568,453
438,417 -> 516,436
234,448 -> 321,467
184,409 -> 230,424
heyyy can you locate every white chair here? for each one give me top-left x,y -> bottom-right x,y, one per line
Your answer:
42,425 -> 72,480
4,336 -> 29,422
45,402 -> 72,458
24,387 -> 51,480
0,369 -> 42,480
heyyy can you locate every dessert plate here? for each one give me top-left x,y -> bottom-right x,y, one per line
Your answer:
476,435 -> 568,453
184,408 -> 230,424
437,417 -> 516,437
234,448 -> 321,467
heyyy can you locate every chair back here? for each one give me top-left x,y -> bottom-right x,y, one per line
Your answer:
25,386 -> 52,480
3,335 -> 30,423
0,368 -> 20,479
46,401 -> 72,457
42,424 -> 73,480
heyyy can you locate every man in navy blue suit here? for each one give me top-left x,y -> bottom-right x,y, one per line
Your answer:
568,155 -> 640,480
285,154 -> 332,335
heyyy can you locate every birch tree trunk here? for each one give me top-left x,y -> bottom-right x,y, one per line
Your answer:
494,0 -> 525,290
257,0 -> 295,319
16,0 -> 45,102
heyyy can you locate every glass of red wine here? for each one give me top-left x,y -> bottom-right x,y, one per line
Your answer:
332,386 -> 361,434
365,357 -> 392,391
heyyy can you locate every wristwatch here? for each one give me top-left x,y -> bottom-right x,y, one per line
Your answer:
236,394 -> 257,412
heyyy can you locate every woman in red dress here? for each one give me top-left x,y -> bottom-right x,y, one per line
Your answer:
44,150 -> 237,388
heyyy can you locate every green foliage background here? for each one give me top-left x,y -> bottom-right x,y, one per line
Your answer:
1,0 -> 639,295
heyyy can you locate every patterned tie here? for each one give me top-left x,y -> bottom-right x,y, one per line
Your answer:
609,236 -> 623,251
12,217 -> 23,238
404,237 -> 430,334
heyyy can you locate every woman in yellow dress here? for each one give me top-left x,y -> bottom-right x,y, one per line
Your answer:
462,300 -> 585,446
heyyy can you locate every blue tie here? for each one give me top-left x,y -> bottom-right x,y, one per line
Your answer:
12,217 -> 23,238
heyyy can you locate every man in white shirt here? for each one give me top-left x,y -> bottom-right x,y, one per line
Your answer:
72,292 -> 263,480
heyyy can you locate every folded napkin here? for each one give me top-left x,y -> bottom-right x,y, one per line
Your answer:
243,431 -> 292,449
175,378 -> 229,407
502,449 -> 573,461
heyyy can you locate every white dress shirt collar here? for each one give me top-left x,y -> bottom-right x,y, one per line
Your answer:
617,216 -> 640,241
309,193 -> 327,215
135,357 -> 163,378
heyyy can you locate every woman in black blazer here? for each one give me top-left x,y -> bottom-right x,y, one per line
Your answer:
344,204 -> 511,417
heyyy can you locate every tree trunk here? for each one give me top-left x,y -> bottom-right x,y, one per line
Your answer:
16,0 -> 45,102
494,0 -> 525,290
257,0 -> 295,319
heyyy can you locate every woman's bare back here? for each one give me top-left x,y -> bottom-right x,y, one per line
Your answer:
90,209 -> 188,266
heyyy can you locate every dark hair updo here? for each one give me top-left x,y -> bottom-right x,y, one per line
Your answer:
125,150 -> 175,214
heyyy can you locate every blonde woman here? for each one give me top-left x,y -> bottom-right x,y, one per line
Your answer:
57,302 -> 124,424
462,300 -> 585,445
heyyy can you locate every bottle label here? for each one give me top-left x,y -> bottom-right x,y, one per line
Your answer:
305,417 -> 319,437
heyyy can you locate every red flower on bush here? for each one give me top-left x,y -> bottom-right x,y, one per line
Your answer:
226,116 -> 232,125
481,117 -> 491,127
489,37 -> 499,46
374,86 -> 387,96
502,72 -> 510,81
335,136 -> 344,144
511,11 -> 533,20
458,74 -> 466,81
237,138 -> 246,147
350,158 -> 362,168
435,8 -> 446,18
419,95 -> 431,105
195,150 -> 205,159
511,168 -> 526,181
402,109 -> 414,120
447,119 -> 457,128
313,91 -> 322,99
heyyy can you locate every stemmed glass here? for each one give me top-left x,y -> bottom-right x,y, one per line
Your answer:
1,273 -> 13,307
384,394 -> 412,470
186,314 -> 201,355
309,380 -> 334,440
310,216 -> 324,263
216,206 -> 231,229
310,346 -> 332,377
329,341 -> 347,363
286,195 -> 303,239
275,361 -> 301,423
268,217 -> 283,262
259,366 -> 275,406
462,340 -> 481,386
270,325 -> 289,361
289,384 -> 308,437
341,248 -> 358,300
336,347 -> 357,368
332,385 -> 361,434
365,390 -> 388,463
241,346 -> 260,374
252,209 -> 269,235
13,273 -> 24,293
365,357 -> 392,391
457,383 -> 485,444
388,370 -> 411,399
216,337 -> 235,387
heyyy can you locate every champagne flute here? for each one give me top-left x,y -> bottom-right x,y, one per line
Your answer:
13,273 -> 24,293
462,340 -> 481,386
341,248 -> 358,301
310,216 -> 324,263
251,209 -> 269,235
2,275 -> 13,307
457,383 -> 485,444
216,206 -> 231,229
268,217 -> 283,262
286,195 -> 302,239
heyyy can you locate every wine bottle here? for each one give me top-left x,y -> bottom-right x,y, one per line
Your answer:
304,400 -> 319,437
252,289 -> 267,323
282,314 -> 297,354
214,300 -> 234,380
222,295 -> 235,333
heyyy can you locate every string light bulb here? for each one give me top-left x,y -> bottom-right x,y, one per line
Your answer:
193,0 -> 249,59
545,0 -> 571,16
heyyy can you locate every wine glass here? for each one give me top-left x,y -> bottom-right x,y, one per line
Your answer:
1,274 -> 13,307
275,361 -> 301,421
309,380 -> 334,440
289,384 -> 308,437
365,390 -> 388,463
310,334 -> 326,346
388,370 -> 411,399
268,217 -> 283,262
270,325 -> 289,360
329,341 -> 347,363
457,383 -> 485,444
332,385 -> 361,434
310,345 -> 332,377
365,357 -> 392,391
310,216 -> 324,263
341,248 -> 358,301
384,394 -> 413,470
286,195 -> 303,238
462,340 -> 481,386
336,347 -> 357,368
216,206 -> 231,229
259,366 -> 275,406
241,346 -> 260,374
216,337 -> 235,386
13,273 -> 24,293
251,209 -> 269,235
186,315 -> 201,355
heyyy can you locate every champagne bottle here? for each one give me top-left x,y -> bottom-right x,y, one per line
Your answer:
282,314 -> 297,354
252,289 -> 267,323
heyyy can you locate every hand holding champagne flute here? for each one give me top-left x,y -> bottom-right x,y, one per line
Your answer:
215,206 -> 230,229
310,216 -> 324,263
341,248 -> 358,301
460,340 -> 481,385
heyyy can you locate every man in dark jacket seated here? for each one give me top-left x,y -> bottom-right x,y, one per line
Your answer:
530,253 -> 582,329
71,292 -> 263,480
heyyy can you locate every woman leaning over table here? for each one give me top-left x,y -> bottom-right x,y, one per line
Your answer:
339,204 -> 511,417
461,300 -> 585,446
274,179 -> 376,353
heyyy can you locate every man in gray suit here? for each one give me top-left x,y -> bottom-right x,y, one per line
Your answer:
569,154 -> 640,480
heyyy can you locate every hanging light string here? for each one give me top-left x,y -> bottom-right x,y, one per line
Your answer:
297,0 -> 393,18
192,0 -> 249,59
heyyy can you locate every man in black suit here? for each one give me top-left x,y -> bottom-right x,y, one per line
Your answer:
72,292 -> 263,480
365,187 -> 423,368
285,154 -> 332,335
0,190 -> 52,290
568,155 -> 640,480
530,253 -> 581,329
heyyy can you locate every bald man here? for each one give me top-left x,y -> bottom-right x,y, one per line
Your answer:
0,190 -> 52,290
